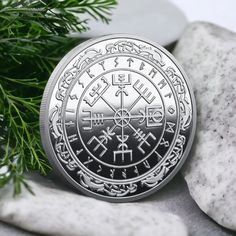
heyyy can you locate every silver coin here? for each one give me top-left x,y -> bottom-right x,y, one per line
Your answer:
40,34 -> 196,202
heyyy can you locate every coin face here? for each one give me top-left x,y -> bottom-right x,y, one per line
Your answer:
40,35 -> 196,202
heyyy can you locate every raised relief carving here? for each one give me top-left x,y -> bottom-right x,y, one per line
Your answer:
56,48 -> 103,101
81,74 -> 164,165
165,67 -> 192,130
141,134 -> 186,188
49,103 -> 79,171
77,170 -> 138,197
105,41 -> 165,67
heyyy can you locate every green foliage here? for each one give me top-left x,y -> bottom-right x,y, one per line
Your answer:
0,0 -> 117,194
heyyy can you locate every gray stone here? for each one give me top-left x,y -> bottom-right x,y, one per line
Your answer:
0,221 -> 38,236
0,179 -> 188,236
1,173 -> 235,236
79,0 -> 187,46
173,22 -> 236,231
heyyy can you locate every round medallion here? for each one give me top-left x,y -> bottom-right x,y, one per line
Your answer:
40,35 -> 196,202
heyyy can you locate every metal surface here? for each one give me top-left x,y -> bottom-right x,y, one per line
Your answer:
40,35 -> 196,202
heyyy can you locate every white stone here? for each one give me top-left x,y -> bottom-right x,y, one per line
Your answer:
0,180 -> 188,236
173,22 -> 236,231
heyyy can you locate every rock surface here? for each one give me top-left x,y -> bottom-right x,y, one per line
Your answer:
0,222 -> 38,236
0,180 -> 188,236
80,0 -> 187,46
1,173 -> 234,236
173,22 -> 236,231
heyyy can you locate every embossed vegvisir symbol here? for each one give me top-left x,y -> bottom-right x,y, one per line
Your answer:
81,73 -> 164,164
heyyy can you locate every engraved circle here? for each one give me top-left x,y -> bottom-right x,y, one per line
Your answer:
114,109 -> 131,128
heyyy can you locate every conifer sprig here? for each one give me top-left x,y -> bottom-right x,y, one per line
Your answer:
0,0 -> 117,194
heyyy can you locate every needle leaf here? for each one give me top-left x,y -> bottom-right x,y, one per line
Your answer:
0,0 -> 117,194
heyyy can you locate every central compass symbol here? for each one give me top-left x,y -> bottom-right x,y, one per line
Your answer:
78,71 -> 165,167
114,109 -> 131,128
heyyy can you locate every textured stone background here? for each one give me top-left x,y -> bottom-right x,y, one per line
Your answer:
0,173 -> 235,236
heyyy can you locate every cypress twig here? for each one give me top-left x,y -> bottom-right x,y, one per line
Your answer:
0,0 -> 117,195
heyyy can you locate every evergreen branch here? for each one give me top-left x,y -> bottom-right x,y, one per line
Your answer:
0,0 -> 117,194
